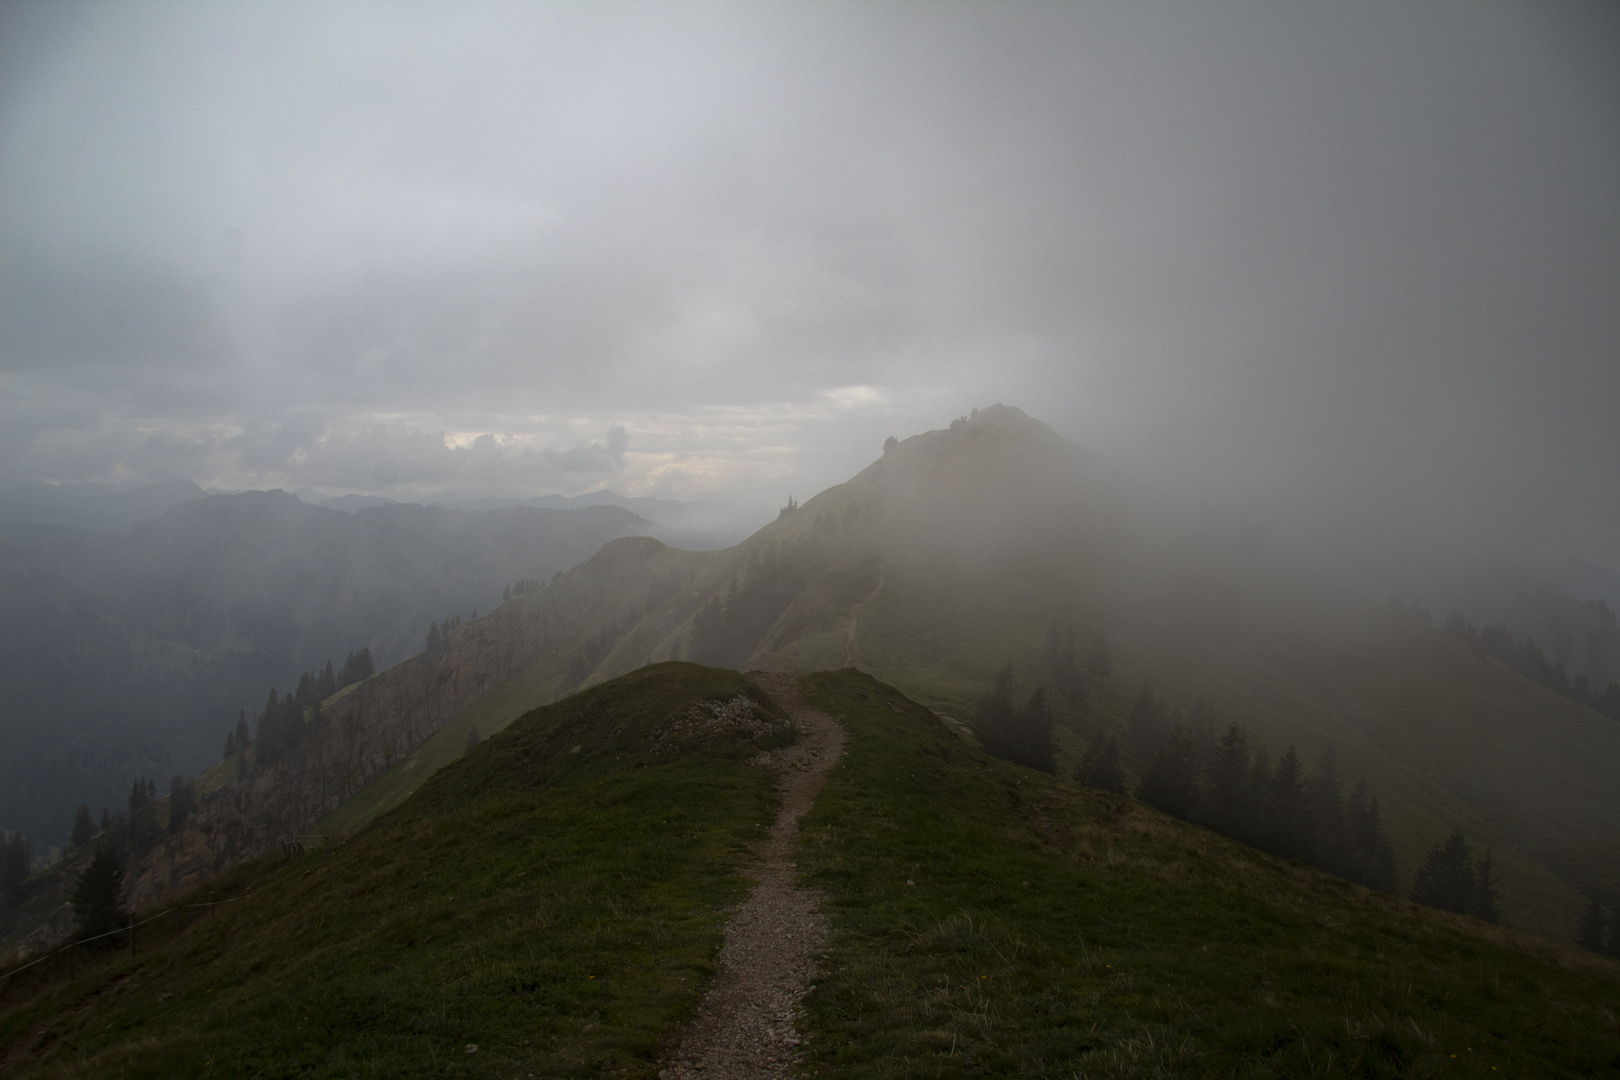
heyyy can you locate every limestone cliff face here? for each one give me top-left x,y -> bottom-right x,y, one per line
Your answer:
58,536 -> 693,931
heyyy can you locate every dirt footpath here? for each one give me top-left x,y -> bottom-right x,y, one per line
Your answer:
659,672 -> 844,1080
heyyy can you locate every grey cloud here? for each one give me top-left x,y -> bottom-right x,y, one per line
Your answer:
0,2 -> 1616,582
282,425 -> 630,496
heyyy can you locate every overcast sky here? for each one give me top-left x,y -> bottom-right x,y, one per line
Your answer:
1,2 -> 1617,579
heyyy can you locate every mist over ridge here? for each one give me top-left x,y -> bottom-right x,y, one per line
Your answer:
1,0 -> 1616,610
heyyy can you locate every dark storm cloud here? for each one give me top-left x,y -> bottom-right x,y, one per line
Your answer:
0,2 -> 1615,582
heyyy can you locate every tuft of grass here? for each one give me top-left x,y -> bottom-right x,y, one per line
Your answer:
797,668 -> 1620,1078
0,662 -> 788,1079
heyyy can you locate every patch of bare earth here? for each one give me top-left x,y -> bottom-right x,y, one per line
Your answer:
659,672 -> 844,1080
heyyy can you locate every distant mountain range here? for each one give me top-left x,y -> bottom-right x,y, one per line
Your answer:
0,491 -> 667,849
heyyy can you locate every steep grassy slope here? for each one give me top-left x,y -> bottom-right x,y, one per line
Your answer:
0,664 -> 788,1079
796,669 -> 1620,1078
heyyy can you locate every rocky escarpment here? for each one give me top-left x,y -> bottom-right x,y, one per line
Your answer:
8,537 -> 706,958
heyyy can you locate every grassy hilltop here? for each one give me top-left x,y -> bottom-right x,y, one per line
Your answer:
2,665 -> 1616,1077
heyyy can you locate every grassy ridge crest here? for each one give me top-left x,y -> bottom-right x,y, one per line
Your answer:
797,669 -> 1620,1078
0,663 -> 787,1079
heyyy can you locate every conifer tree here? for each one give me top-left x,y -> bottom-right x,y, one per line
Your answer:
1473,851 -> 1501,924
1138,722 -> 1199,820
1344,779 -> 1397,892
1246,746 -> 1273,846
223,730 -> 237,759
1410,831 -> 1479,915
466,727 -> 481,751
1014,686 -> 1057,773
1577,896 -> 1607,953
317,659 -> 338,698
234,710 -> 251,751
1126,681 -> 1165,755
1309,746 -> 1347,872
70,842 -> 127,943
1207,725 -> 1250,834
1185,696 -> 1217,776
425,622 -> 443,653
70,804 -> 95,850
1077,731 -> 1126,793
503,584 -> 511,603
972,664 -> 1017,758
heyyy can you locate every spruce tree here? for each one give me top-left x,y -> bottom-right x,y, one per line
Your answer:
1138,723 -> 1199,820
1473,851 -> 1501,924
317,659 -> 337,698
1185,697 -> 1217,778
1410,831 -> 1479,915
1577,896 -> 1607,953
223,730 -> 237,759
1309,746 -> 1347,873
1246,746 -> 1273,848
70,804 -> 95,850
1207,725 -> 1250,834
1344,780 -> 1397,893
466,726 -> 482,751
1077,731 -> 1126,793
1270,747 -> 1311,860
1014,686 -> 1057,773
972,665 -> 1018,761
1125,681 -> 1165,756
234,710 -> 251,752
70,842 -> 127,943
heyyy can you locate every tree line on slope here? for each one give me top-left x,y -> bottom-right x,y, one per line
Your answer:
220,647 -> 375,763
1576,896 -> 1620,959
1,773 -> 201,937
1077,682 -> 1401,896
1444,612 -> 1620,721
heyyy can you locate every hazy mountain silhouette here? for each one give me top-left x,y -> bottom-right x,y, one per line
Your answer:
0,492 -> 663,848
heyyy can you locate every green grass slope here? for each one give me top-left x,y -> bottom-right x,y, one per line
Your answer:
312,540 -> 720,839
0,663 -> 790,1079
797,669 -> 1620,1078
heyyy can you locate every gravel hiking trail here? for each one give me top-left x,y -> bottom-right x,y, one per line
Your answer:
659,672 -> 845,1080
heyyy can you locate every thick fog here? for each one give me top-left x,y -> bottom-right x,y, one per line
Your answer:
2,2 -> 1617,588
